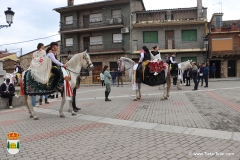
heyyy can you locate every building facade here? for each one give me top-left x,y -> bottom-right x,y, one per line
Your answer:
208,13 -> 240,78
54,0 -> 145,83
131,0 -> 207,63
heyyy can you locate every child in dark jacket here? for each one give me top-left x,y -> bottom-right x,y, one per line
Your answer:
185,67 -> 192,86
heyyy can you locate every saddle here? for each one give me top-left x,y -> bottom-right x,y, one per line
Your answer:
22,66 -> 64,96
136,63 -> 166,86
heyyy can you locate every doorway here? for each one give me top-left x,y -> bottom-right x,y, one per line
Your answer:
165,30 -> 175,49
83,37 -> 90,52
228,60 -> 236,77
92,62 -> 102,83
209,60 -> 221,78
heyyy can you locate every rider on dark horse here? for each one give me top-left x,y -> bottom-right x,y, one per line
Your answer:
138,46 -> 152,81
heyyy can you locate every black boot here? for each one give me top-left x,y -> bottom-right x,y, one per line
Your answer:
45,98 -> 50,104
72,96 -> 81,111
39,99 -> 42,105
105,91 -> 111,101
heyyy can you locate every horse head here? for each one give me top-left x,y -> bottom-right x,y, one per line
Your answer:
117,57 -> 125,72
81,51 -> 94,71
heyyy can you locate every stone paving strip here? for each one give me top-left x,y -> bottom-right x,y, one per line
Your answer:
32,107 -> 240,142
74,86 -> 240,101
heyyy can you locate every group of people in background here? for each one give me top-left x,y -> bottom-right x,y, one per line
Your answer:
100,69 -> 123,88
183,62 -> 209,91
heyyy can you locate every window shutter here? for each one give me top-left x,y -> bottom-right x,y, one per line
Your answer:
143,31 -> 158,43
182,30 -> 197,41
65,16 -> 73,25
89,13 -> 102,23
112,10 -> 121,18
113,34 -> 122,43
66,38 -> 73,46
90,36 -> 102,45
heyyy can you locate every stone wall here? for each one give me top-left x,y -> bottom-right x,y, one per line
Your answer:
3,59 -> 17,73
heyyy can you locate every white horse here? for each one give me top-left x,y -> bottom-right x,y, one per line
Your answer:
21,51 -> 93,120
174,60 -> 192,90
117,57 -> 171,100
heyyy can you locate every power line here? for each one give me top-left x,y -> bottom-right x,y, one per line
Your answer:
0,34 -> 60,46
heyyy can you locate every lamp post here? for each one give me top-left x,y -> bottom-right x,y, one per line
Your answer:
204,36 -> 209,64
0,8 -> 15,29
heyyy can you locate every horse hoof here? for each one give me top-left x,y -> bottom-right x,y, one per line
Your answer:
177,87 -> 182,90
161,98 -> 164,101
34,117 -> 39,120
164,97 -> 168,100
72,113 -> 77,116
30,115 -> 34,118
68,109 -> 72,113
60,115 -> 65,118
133,99 -> 137,101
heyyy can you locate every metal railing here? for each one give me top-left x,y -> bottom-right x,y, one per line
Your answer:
132,41 -> 205,51
60,41 -> 125,54
60,15 -> 124,31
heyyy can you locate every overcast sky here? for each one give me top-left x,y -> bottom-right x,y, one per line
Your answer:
0,0 -> 239,56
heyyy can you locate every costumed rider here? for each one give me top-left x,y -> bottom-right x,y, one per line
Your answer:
138,46 -> 154,81
150,46 -> 162,76
47,42 -> 67,92
13,64 -> 21,84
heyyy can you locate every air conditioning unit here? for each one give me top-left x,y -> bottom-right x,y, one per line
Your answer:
121,27 -> 129,34
106,18 -> 113,24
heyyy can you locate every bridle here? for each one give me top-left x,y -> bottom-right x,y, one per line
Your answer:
118,59 -> 134,72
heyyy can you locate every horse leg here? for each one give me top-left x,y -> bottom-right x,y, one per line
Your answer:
68,99 -> 77,116
161,83 -> 168,100
59,93 -> 66,118
138,83 -> 141,99
167,74 -> 171,97
24,95 -> 33,118
177,79 -> 182,90
27,96 -> 39,120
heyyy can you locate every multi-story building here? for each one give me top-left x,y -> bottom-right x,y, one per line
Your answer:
54,0 -> 145,83
131,0 -> 208,63
208,13 -> 240,78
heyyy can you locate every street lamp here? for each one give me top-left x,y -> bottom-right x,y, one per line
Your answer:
204,36 -> 209,64
0,8 -> 15,29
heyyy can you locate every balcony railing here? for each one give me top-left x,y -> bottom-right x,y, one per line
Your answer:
132,41 -> 204,51
60,41 -> 125,54
60,15 -> 124,31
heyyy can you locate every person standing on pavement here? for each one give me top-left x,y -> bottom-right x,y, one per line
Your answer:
191,62 -> 198,91
197,63 -> 204,87
117,68 -> 123,87
103,65 -> 112,101
203,63 -> 209,88
0,78 -> 15,109
210,63 -> 216,78
100,72 -> 105,87
110,69 -> 117,87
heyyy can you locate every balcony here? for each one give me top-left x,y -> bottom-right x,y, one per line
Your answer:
132,16 -> 207,27
60,15 -> 124,33
60,41 -> 125,55
132,41 -> 206,53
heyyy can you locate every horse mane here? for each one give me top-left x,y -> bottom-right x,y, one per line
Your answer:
120,57 -> 134,66
66,51 -> 88,69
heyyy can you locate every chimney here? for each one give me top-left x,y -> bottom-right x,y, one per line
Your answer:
197,0 -> 203,19
68,0 -> 74,6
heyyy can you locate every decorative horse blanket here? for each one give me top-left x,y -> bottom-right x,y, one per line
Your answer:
149,61 -> 167,73
137,63 -> 166,86
22,66 -> 64,96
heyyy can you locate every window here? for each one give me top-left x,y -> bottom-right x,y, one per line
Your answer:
66,38 -> 73,46
143,31 -> 158,43
90,36 -> 102,45
112,10 -> 121,18
182,30 -> 197,41
65,16 -> 73,25
113,34 -> 122,43
89,13 -> 102,23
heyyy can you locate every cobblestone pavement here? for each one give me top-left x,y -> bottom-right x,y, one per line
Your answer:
0,80 -> 240,159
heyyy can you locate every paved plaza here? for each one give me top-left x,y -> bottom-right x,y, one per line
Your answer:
0,80 -> 240,160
